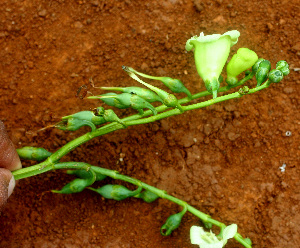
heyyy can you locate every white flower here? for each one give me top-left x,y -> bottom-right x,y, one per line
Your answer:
186,30 -> 240,98
190,224 -> 237,248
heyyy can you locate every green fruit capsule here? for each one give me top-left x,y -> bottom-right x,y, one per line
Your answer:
57,117 -> 96,132
101,86 -> 163,103
16,147 -> 52,161
269,69 -> 283,83
53,170 -> 96,194
66,169 -> 107,181
89,184 -> 142,201
160,77 -> 192,99
135,190 -> 159,203
255,60 -> 271,87
160,205 -> 187,236
62,111 -> 105,125
53,178 -> 94,194
99,93 -> 130,109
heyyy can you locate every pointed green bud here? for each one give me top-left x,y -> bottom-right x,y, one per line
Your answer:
101,86 -> 163,103
276,60 -> 290,76
186,30 -> 240,98
135,190 -> 159,203
89,184 -> 142,201
66,169 -> 107,181
226,48 -> 258,86
255,60 -> 271,87
16,146 -> 52,161
252,58 -> 265,72
160,205 -> 187,236
53,170 -> 96,194
269,69 -> 284,83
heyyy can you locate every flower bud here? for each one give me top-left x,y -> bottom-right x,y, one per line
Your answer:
89,184 -> 142,201
276,60 -> 290,76
226,48 -> 258,86
255,60 -> 271,87
269,69 -> 283,83
135,190 -> 159,203
252,58 -> 265,72
16,146 -> 52,161
66,169 -> 107,181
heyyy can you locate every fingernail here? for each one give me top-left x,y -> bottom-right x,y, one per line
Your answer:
8,176 -> 15,198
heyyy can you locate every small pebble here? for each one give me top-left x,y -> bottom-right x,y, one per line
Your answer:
285,131 -> 292,136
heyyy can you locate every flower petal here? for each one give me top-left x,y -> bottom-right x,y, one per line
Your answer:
190,226 -> 206,244
222,224 -> 238,240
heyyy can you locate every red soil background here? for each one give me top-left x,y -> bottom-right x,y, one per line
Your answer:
0,0 -> 299,247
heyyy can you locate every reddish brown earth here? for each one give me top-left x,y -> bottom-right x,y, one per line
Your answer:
0,0 -> 299,247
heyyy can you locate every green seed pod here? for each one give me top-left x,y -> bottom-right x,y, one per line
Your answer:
89,184 -> 142,201
255,60 -> 271,87
135,190 -> 159,203
159,77 -> 192,99
66,169 -> 107,181
160,211 -> 185,236
252,58 -> 265,72
62,111 -> 105,125
52,178 -> 95,194
160,205 -> 187,236
269,69 -> 284,83
162,94 -> 179,108
99,109 -> 126,127
99,93 -> 130,109
101,86 -> 163,103
57,117 -> 96,132
16,146 -> 52,161
130,94 -> 157,115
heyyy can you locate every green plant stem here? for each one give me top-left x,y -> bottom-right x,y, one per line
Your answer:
13,74 -> 267,181
14,161 -> 251,248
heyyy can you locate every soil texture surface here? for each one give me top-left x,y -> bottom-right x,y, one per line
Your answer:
0,0 -> 299,247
